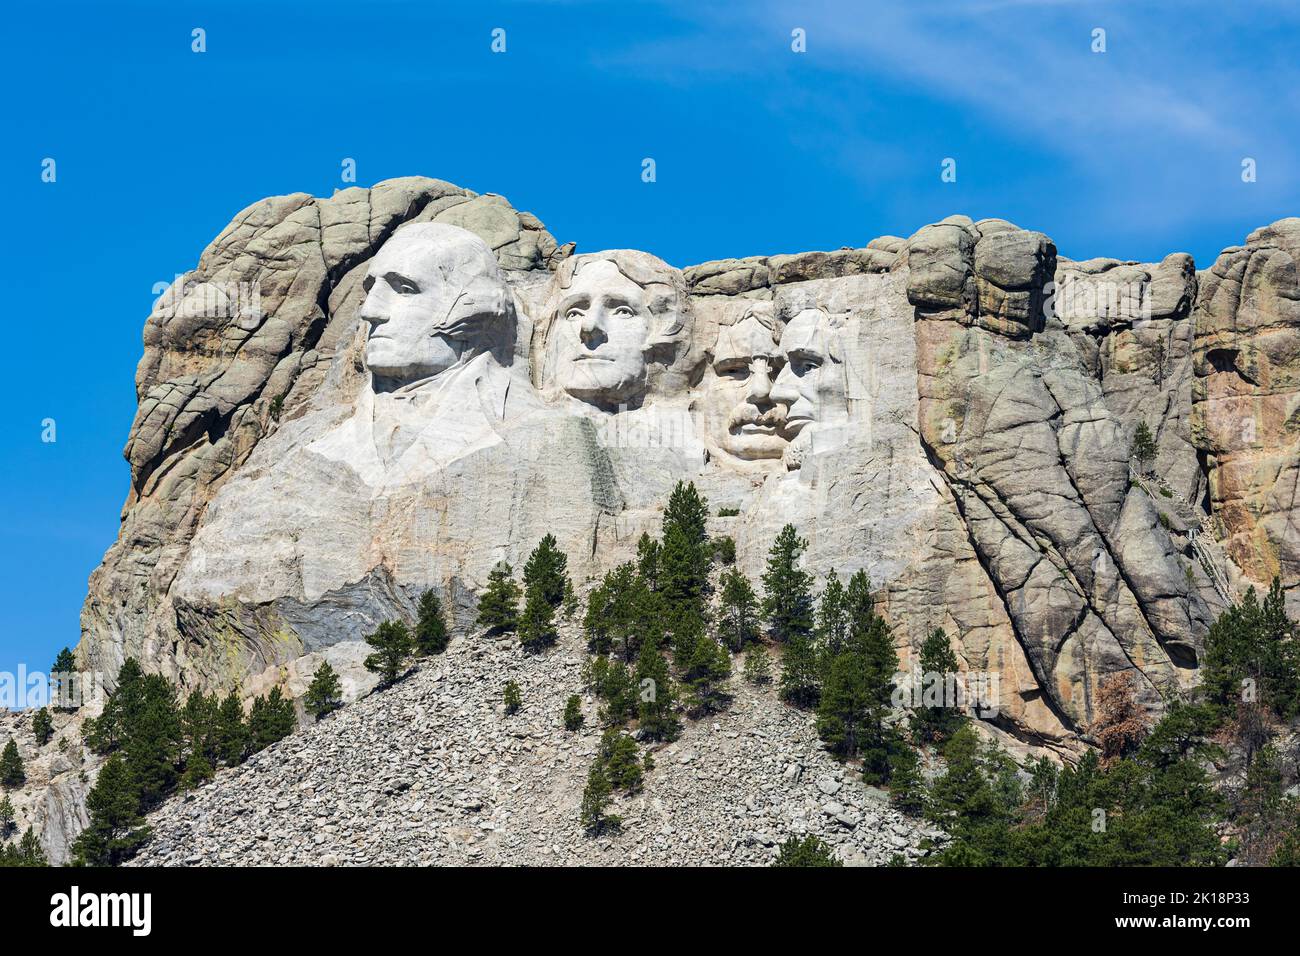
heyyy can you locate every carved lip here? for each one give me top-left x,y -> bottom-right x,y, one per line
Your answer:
572,355 -> 615,362
737,423 -> 778,435
781,415 -> 812,435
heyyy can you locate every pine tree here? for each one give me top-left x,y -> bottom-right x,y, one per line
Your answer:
926,724 -> 1018,848
580,762 -> 619,835
683,633 -> 732,715
1201,578 -> 1300,719
72,753 -> 150,866
563,695 -> 584,732
662,480 -> 710,550
744,643 -> 772,685
179,751 -> 214,790
772,835 -> 842,867
414,589 -> 450,655
519,584 -> 559,653
121,674 -> 182,810
817,569 -> 849,661
857,612 -> 900,785
843,570 -> 874,631
598,729 -> 643,791
180,691 -> 219,778
503,680 -> 522,715
32,708 -> 53,746
717,568 -> 760,652
911,628 -> 963,744
305,661 -> 343,720
248,687 -> 296,752
636,532 -> 660,590
85,657 -> 145,754
660,482 -> 711,650
79,659 -> 182,808
16,828 -> 47,867
215,691 -> 249,766
780,632 -> 821,708
1091,671 -> 1147,764
50,647 -> 77,711
660,521 -> 709,657
634,636 -> 681,741
584,578 -> 612,655
476,561 -> 522,634
596,658 -> 635,727
523,534 -> 570,609
888,738 -> 926,816
0,793 -> 14,835
1235,745 -> 1290,865
762,524 -> 815,644
1131,421 -> 1157,470
817,650 -> 871,759
363,619 -> 414,684
584,563 -> 649,662
563,579 -> 580,619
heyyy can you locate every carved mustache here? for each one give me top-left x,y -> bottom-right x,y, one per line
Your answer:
728,403 -> 786,430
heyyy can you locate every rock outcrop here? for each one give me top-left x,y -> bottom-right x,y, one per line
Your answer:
1192,219 -> 1300,607
81,179 -> 569,695
0,708 -> 94,865
75,177 -> 1300,760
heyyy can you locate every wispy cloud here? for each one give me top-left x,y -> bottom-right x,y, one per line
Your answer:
591,0 -> 1299,255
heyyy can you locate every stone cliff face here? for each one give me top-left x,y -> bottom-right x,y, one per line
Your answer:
77,176 -> 1300,753
80,179 -> 569,695
1193,221 -> 1300,607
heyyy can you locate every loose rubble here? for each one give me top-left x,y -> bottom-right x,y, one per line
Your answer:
131,625 -> 941,867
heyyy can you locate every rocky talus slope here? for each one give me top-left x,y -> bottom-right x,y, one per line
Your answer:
129,626 -> 941,867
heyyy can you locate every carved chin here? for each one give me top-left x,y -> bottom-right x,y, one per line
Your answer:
365,341 -> 414,376
720,428 -> 787,461
562,365 -> 644,405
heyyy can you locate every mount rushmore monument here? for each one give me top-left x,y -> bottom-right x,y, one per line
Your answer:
77,175 -> 1300,750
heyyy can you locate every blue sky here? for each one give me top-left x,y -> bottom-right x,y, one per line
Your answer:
3,0 -> 1298,680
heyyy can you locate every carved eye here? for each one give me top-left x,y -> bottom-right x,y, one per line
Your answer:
612,305 -> 636,318
715,361 -> 748,379
791,354 -> 823,376
385,273 -> 419,295
566,307 -> 586,321
362,275 -> 375,293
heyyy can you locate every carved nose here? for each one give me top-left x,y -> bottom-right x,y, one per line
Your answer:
747,362 -> 774,405
579,310 -> 608,349
770,368 -> 798,406
359,292 -> 389,327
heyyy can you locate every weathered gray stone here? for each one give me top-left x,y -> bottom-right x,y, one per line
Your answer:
54,182 -> 1300,863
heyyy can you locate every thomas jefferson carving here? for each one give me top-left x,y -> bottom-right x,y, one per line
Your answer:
536,250 -> 696,410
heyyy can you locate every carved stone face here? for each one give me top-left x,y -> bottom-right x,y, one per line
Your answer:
553,259 -> 654,405
699,310 -> 787,463
771,307 -> 848,465
360,224 -> 511,391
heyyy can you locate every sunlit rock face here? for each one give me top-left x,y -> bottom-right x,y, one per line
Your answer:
692,304 -> 787,467
77,177 -> 1300,753
1192,219 -> 1300,614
